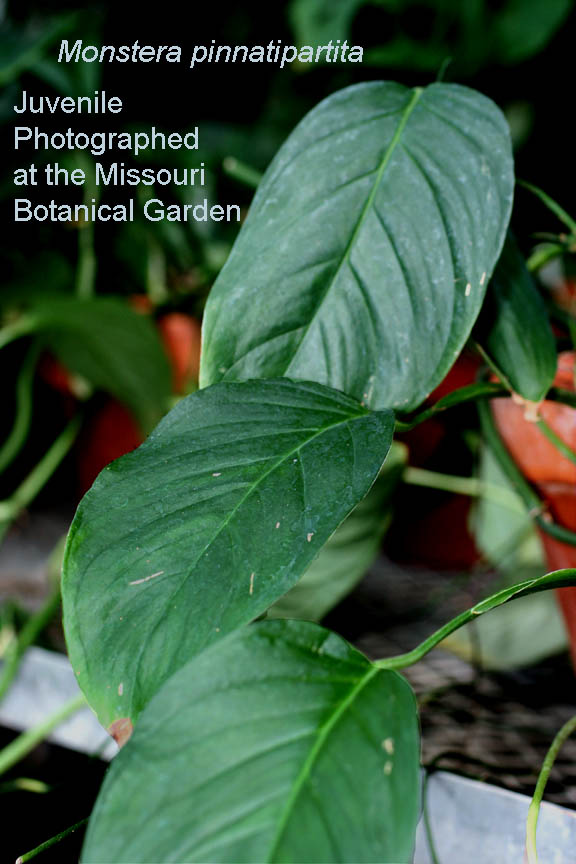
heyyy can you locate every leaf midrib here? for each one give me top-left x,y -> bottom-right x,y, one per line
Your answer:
284,86 -> 423,375
127,407 -> 376,716
266,663 -> 380,861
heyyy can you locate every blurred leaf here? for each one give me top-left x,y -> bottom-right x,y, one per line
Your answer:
0,252 -> 74,308
201,82 -> 514,413
475,234 -> 556,402
494,0 -> 572,64
22,297 -> 171,431
270,441 -> 407,620
290,0 -> 365,46
0,14 -> 77,86
82,620 -> 421,863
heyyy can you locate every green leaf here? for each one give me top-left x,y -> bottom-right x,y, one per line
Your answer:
200,81 -> 514,412
269,441 -> 406,621
81,620 -> 420,864
62,379 -> 394,727
475,234 -> 556,402
494,0 -> 572,64
21,297 -> 171,432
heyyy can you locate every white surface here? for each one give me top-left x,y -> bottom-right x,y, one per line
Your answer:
0,646 -> 117,760
414,771 -> 576,864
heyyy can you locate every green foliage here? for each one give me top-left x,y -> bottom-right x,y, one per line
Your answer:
81,620 -> 420,864
19,297 -> 171,431
269,441 -> 407,621
201,81 -> 513,411
476,234 -> 556,402
63,378 -> 393,727
49,70 -> 573,862
289,0 -> 572,73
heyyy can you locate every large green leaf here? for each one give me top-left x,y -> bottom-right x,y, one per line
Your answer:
269,441 -> 406,621
26,297 -> 171,431
475,234 -> 556,402
200,82 -> 514,411
62,379 -> 393,727
82,620 -> 420,864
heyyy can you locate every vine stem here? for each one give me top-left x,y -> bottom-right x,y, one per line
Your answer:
525,714 -> 576,864
0,585 -> 61,704
0,317 -> 38,351
75,153 -> 97,299
403,466 -> 520,510
222,156 -> 262,189
536,418 -> 576,466
0,777 -> 50,794
518,179 -> 576,236
0,414 -> 81,544
0,342 -> 40,474
0,692 -> 86,777
375,607 -> 477,670
15,817 -> 88,863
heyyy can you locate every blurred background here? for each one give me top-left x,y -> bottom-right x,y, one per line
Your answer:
1,0 -> 576,859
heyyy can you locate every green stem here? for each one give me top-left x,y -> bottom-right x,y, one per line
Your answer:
0,414 -> 81,544
75,154 -> 98,299
0,342 -> 40,474
0,777 -> 50,794
395,380 -> 506,432
375,607 -> 477,670
0,692 -> 86,777
403,466 -> 521,510
15,817 -> 88,863
525,714 -> 576,864
0,586 -> 61,704
374,570 -> 576,671
146,233 -> 168,305
526,243 -> 565,273
518,180 -> 576,236
222,157 -> 262,189
422,773 -> 441,864
0,317 -> 38,351
536,418 -> 576,466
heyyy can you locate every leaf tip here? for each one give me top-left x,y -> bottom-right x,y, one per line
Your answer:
109,717 -> 133,748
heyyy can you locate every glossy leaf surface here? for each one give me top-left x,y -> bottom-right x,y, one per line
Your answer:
269,442 -> 406,620
63,379 -> 394,726
476,234 -> 556,401
201,81 -> 514,411
82,620 -> 420,864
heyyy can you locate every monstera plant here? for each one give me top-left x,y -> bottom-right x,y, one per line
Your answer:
60,81 -> 576,862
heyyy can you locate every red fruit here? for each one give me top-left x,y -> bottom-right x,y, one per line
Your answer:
492,351 -> 576,667
157,313 -> 202,394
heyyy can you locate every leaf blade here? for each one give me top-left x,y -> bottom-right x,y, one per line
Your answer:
201,81 -> 514,412
62,379 -> 394,726
81,620 -> 420,864
475,233 -> 556,401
